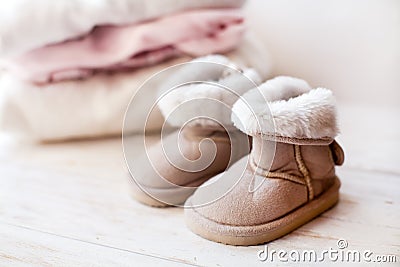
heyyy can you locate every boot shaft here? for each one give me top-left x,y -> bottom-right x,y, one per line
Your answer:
251,137 -> 344,199
182,125 -> 251,167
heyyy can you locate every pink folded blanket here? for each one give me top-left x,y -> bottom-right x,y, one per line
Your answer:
5,9 -> 244,84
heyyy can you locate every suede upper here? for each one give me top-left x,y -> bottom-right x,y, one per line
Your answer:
130,126 -> 251,205
186,138 -> 342,226
185,76 -> 344,245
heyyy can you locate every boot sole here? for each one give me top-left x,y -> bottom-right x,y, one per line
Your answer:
128,173 -> 218,207
128,178 -> 174,207
185,177 -> 341,246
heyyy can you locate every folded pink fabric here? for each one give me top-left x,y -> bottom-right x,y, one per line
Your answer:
5,9 -> 244,84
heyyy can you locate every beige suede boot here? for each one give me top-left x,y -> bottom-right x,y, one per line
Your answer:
128,55 -> 261,207
184,76 -> 344,245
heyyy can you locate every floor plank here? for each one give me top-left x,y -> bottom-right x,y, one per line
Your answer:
0,224 -> 190,267
0,103 -> 399,266
0,146 -> 398,266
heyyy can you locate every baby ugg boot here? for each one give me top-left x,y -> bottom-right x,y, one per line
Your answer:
129,55 -> 262,207
184,76 -> 344,245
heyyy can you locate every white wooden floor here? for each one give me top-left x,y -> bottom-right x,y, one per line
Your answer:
0,103 -> 399,266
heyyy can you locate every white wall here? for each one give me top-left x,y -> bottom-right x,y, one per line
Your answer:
245,0 -> 400,106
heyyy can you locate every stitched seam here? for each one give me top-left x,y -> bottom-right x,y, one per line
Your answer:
266,172 -> 306,185
249,156 -> 306,185
328,144 -> 335,166
294,145 -> 314,200
256,133 -> 333,145
188,176 -> 340,230
326,144 -> 337,177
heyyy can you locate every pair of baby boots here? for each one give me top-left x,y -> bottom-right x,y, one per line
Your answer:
128,55 -> 344,246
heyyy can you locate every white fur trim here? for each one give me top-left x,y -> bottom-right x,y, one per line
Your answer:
232,76 -> 339,139
157,55 -> 262,128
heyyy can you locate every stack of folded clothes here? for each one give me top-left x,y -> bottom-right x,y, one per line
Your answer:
0,0 -> 270,141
